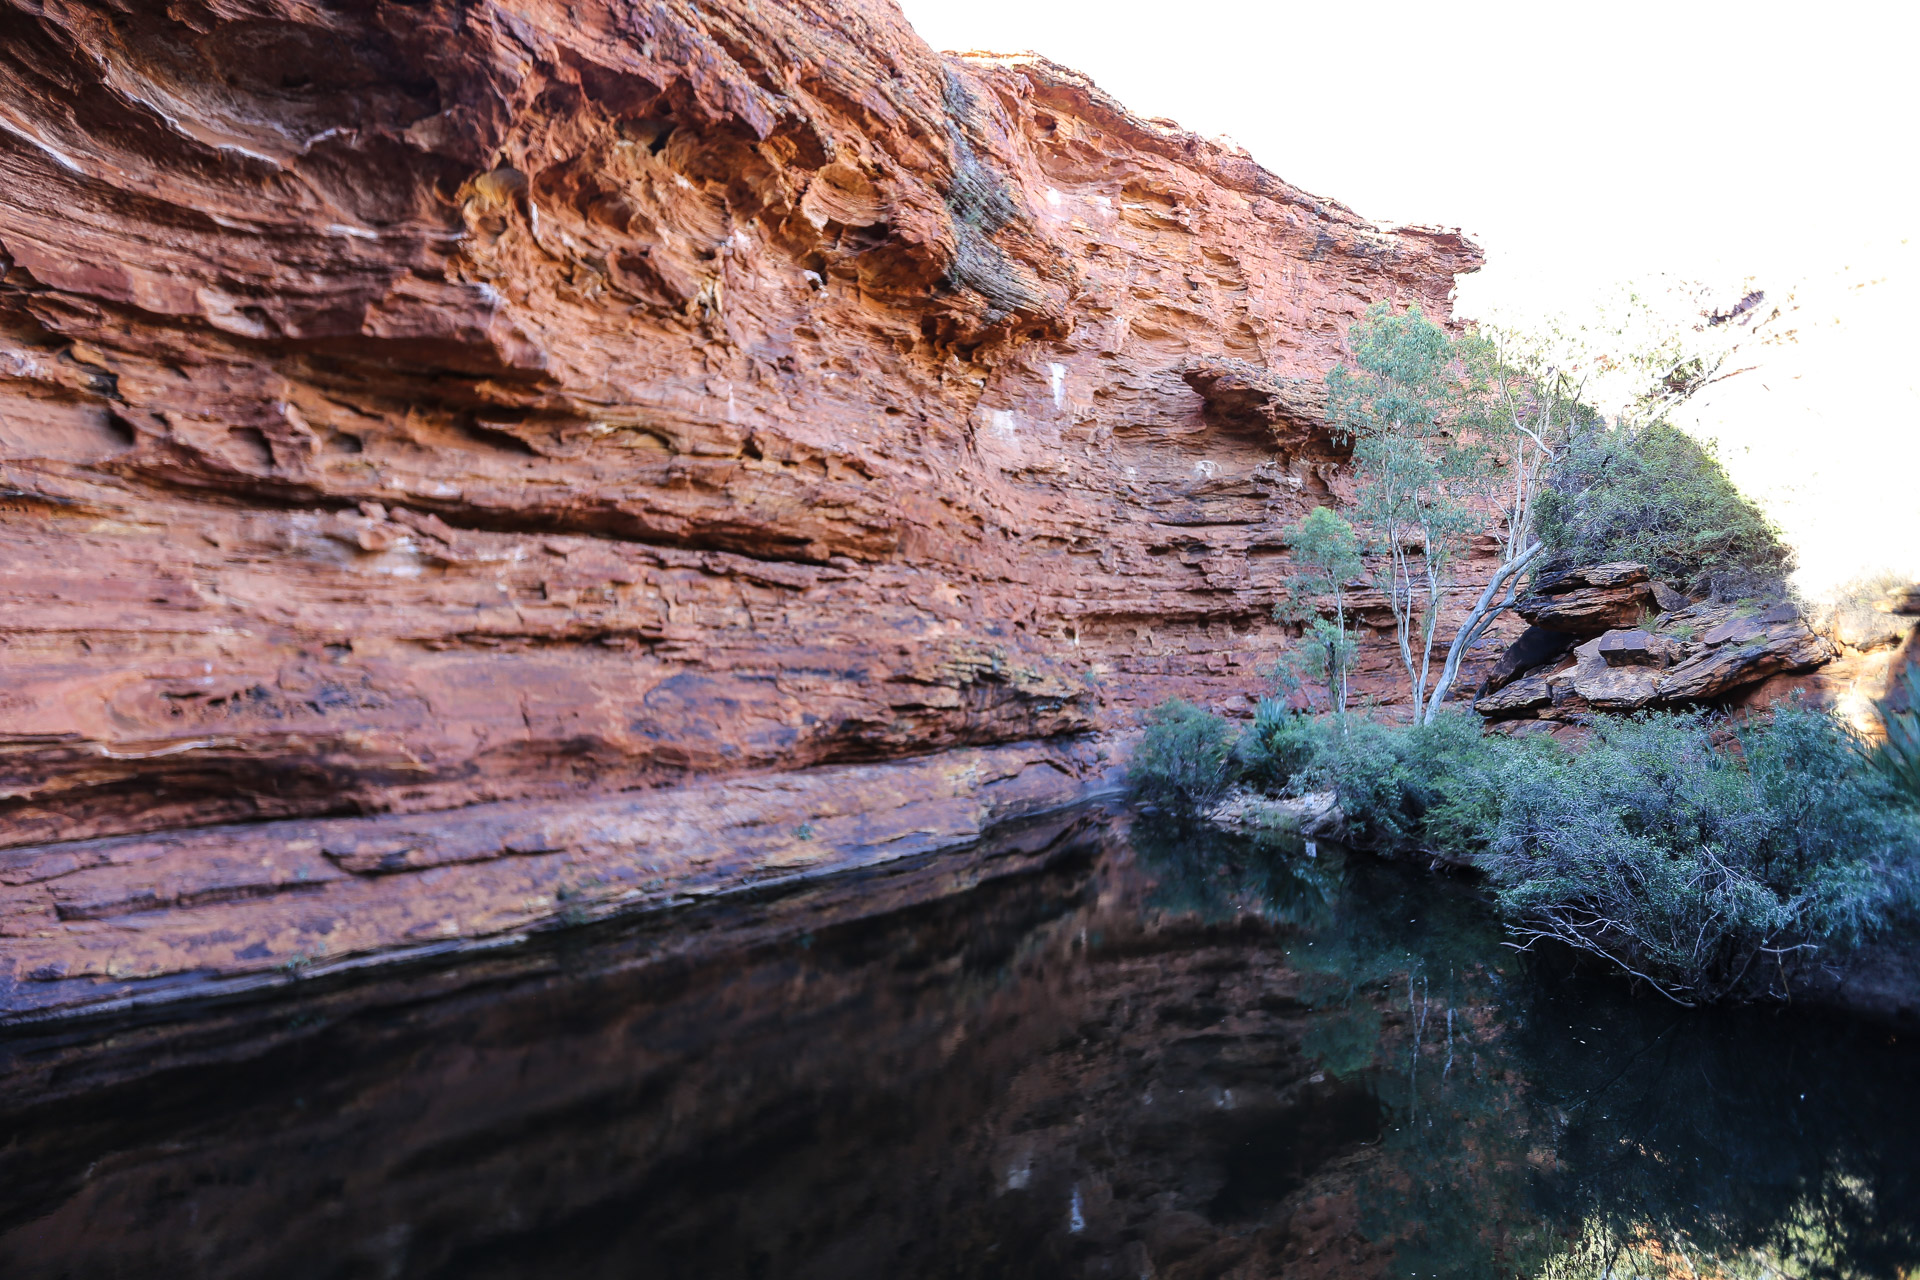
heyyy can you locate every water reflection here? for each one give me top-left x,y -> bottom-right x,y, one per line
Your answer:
1,807 -> 1914,1279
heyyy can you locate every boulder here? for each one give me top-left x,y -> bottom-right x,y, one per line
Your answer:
1289,791 -> 1346,839
1574,562 -> 1654,588
1657,617 -> 1836,702
1568,634 -> 1664,711
1518,583 -> 1658,635
1518,563 -> 1659,636
1700,602 -> 1801,646
1207,788 -> 1344,840
1650,580 -> 1693,612
1596,628 -> 1685,668
1475,670 -> 1554,717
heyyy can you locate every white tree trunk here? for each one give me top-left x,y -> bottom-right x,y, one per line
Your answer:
1421,540 -> 1545,723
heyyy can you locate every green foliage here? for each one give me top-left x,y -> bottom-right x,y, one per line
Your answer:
1327,304 -> 1499,719
1329,303 -> 1461,439
1274,506 -> 1364,713
1265,617 -> 1357,714
1226,698 -> 1918,1003
1128,699 -> 1236,815
1411,711 -> 1563,861
1296,716 -> 1426,849
1283,710 -> 1557,856
1535,421 -> 1794,600
1872,663 -> 1920,805
1232,697 -> 1323,794
1287,505 -> 1364,588
1477,706 -> 1919,1003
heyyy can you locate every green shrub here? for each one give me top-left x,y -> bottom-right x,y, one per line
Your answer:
1871,663 -> 1920,806
1234,697 -> 1324,793
1141,695 -> 1918,1004
1128,699 -> 1236,815
1476,706 -> 1919,1003
1536,421 -> 1793,600
1411,712 -> 1564,861
1296,716 -> 1423,849
1283,710 -> 1547,856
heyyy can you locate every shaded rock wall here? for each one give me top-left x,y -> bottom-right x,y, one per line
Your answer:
0,0 -> 1484,1011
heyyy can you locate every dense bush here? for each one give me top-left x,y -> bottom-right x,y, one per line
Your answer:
1151,696 -> 1920,1004
1295,715 -> 1425,849
1128,699 -> 1236,815
1232,698 -> 1322,794
1235,707 -> 1550,857
1535,421 -> 1793,600
1478,707 -> 1918,1004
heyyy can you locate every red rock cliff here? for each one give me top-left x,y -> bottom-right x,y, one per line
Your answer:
0,0 -> 1480,1015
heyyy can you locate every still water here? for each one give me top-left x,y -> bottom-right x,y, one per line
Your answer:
2,806 -> 1916,1279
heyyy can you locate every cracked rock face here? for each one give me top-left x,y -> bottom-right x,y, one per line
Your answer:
1656,619 -> 1835,703
1516,564 -> 1657,637
0,0 -> 1488,1013
1479,587 -> 1840,723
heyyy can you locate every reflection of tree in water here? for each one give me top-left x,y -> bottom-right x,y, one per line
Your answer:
1131,814 -> 1560,1274
3,810 -> 1915,1280
1516,975 -> 1920,1279
1129,816 -> 1920,1280
1128,813 -> 1340,930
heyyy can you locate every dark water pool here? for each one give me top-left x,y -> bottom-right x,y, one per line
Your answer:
2,806 -> 1916,1279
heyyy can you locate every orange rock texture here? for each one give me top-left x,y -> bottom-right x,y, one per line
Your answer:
0,0 -> 1483,1014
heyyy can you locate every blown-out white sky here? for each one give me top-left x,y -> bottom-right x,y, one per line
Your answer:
899,0 -> 1919,596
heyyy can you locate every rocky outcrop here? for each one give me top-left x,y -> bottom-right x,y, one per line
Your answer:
1179,355 -> 1340,456
1207,787 -> 1343,840
1,739 -> 1114,1019
1655,603 -> 1835,702
1474,670 -> 1554,717
1515,563 -> 1658,636
1732,580 -> 1920,727
1481,625 -> 1577,694
1479,574 -> 1842,724
1562,634 -> 1664,712
0,1 -> 1487,1015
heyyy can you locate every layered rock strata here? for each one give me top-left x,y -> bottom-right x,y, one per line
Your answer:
0,0 -> 1487,1014
1479,566 -> 1858,726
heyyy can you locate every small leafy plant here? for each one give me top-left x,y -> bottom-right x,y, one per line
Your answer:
1871,663 -> 1920,805
1128,699 -> 1236,815
1233,697 -> 1323,794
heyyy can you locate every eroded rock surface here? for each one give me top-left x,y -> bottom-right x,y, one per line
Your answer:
1474,670 -> 1553,718
1479,578 -> 1845,724
1516,563 -> 1657,636
0,1 -> 1489,1013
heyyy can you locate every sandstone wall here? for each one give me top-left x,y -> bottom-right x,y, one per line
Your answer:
0,0 -> 1485,1013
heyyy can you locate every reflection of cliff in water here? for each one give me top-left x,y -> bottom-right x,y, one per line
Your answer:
1,808 -> 1916,1279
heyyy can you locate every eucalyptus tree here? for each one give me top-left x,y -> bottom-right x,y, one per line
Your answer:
1420,329 -> 1582,717
1327,285 -> 1792,723
1327,303 -> 1484,722
1272,504 -> 1363,714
